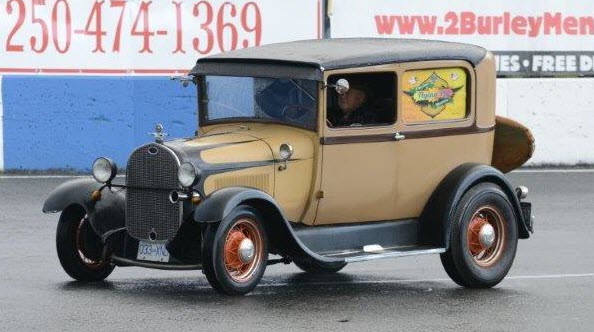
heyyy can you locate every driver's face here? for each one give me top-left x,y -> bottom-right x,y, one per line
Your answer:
338,88 -> 366,114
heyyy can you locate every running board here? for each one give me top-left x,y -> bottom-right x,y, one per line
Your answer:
322,246 -> 446,263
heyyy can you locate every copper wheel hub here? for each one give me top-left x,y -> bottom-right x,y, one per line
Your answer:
75,217 -> 108,270
467,206 -> 506,267
223,218 -> 264,283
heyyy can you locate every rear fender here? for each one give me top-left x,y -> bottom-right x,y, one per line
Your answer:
43,178 -> 125,237
420,163 -> 531,249
193,187 -> 342,264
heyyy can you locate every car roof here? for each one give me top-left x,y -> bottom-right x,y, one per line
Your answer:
190,38 -> 488,81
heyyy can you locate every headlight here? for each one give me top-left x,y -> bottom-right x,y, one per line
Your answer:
178,162 -> 201,188
92,157 -> 117,183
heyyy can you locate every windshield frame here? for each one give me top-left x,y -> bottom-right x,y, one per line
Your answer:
196,75 -> 320,132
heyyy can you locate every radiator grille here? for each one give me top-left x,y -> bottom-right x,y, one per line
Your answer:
125,144 -> 181,241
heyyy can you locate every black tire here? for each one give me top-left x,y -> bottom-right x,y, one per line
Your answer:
56,206 -> 114,281
440,182 -> 518,288
294,259 -> 347,274
202,205 -> 268,295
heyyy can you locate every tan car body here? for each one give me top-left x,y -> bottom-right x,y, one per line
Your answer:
191,53 -> 530,227
43,38 -> 535,294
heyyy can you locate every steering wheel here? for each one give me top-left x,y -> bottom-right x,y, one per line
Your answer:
281,104 -> 314,120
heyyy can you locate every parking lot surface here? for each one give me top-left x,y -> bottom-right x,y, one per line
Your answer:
1,170 -> 593,331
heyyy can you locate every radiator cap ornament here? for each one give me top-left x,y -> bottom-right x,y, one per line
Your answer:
150,123 -> 169,143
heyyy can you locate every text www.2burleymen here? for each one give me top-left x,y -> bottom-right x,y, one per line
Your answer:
375,12 -> 594,37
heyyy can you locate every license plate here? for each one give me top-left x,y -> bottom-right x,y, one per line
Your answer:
137,241 -> 170,263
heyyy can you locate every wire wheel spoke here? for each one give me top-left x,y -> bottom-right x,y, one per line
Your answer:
223,218 -> 263,283
467,206 -> 506,268
75,217 -> 108,270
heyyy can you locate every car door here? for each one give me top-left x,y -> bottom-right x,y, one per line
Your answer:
391,60 -> 492,220
314,70 -> 400,225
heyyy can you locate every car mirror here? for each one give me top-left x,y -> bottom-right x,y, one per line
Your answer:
335,79 -> 350,95
170,75 -> 194,87
278,144 -> 294,171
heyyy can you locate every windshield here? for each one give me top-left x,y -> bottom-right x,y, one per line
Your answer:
198,76 -> 318,131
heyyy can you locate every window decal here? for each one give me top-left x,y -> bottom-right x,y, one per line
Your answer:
402,68 -> 467,123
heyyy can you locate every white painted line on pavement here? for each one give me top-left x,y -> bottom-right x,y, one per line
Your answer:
0,75 -> 4,172
2,169 -> 593,179
506,273 -> 594,280
513,168 -> 594,174
0,175 -> 90,179
0,174 -> 126,179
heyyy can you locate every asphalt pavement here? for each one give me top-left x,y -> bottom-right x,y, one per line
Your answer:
1,170 -> 593,331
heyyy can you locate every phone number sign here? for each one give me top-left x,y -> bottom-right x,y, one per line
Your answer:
0,0 -> 322,75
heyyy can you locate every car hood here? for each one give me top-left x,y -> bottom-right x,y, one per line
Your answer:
168,123 -> 316,166
166,131 -> 273,173
165,123 -> 316,195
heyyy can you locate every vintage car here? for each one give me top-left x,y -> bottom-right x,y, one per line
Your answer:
43,38 -> 534,295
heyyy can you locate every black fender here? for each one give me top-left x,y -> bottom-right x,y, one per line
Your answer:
420,163 -> 530,249
43,178 -> 125,237
193,187 -> 343,264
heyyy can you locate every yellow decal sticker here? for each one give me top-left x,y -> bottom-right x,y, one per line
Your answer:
402,68 -> 467,123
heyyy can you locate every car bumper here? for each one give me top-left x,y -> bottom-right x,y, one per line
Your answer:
521,201 -> 533,233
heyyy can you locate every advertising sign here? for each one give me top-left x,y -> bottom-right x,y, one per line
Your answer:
401,68 -> 467,123
330,0 -> 594,77
0,0 -> 322,75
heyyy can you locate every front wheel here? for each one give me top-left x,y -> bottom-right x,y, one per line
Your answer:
56,206 -> 114,281
202,205 -> 268,295
440,182 -> 518,288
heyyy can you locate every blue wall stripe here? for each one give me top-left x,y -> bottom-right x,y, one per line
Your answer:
0,75 -> 4,171
2,76 -> 196,171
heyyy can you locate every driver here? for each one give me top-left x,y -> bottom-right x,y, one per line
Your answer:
328,79 -> 377,127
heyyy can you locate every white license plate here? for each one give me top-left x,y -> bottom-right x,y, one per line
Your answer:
137,241 -> 170,263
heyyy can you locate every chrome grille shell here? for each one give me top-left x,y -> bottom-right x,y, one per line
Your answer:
125,143 -> 181,241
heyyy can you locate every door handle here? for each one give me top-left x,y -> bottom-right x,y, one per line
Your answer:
394,132 -> 406,141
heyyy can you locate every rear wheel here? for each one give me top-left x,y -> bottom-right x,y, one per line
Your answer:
202,205 -> 268,295
56,206 -> 114,281
294,259 -> 346,274
440,182 -> 518,288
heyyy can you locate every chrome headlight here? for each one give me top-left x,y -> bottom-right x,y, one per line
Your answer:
92,157 -> 117,183
178,162 -> 201,188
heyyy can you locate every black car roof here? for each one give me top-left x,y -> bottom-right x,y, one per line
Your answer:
190,38 -> 488,81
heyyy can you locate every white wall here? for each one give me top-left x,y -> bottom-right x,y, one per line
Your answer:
496,78 -> 594,165
0,76 -> 4,171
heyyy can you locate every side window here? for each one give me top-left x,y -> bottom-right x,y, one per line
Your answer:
327,73 -> 396,128
401,68 -> 469,124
